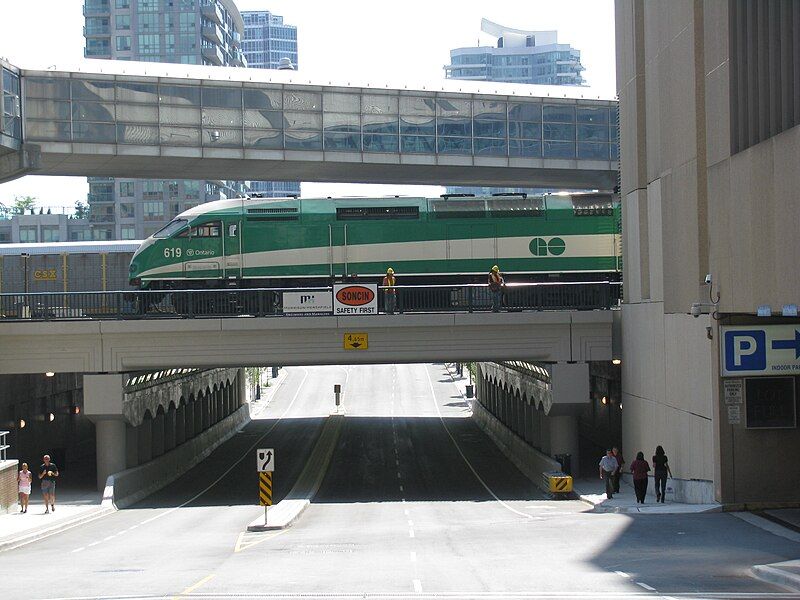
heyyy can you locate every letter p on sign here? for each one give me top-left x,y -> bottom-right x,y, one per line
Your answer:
724,330 -> 766,372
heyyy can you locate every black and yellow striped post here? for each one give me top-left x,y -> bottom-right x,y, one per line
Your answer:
259,472 -> 273,525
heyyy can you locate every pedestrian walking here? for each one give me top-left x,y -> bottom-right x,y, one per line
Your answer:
382,267 -> 397,314
629,451 -> 651,503
598,448 -> 618,499
488,265 -> 505,312
17,462 -> 32,513
38,454 -> 59,514
612,446 -> 625,493
652,445 -> 672,503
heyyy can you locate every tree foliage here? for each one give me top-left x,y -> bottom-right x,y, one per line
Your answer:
12,195 -> 37,215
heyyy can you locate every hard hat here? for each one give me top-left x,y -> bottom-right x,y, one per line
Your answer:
491,265 -> 499,272
386,267 -> 394,274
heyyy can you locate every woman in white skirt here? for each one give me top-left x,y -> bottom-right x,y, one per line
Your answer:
18,462 -> 32,513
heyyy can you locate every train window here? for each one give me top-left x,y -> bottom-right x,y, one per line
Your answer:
192,222 -> 221,237
430,199 -> 486,219
486,197 -> 545,218
336,206 -> 419,220
153,218 -> 187,238
571,194 -> 615,216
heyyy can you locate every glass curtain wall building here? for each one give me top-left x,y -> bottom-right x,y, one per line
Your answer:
241,10 -> 300,198
82,0 -> 248,240
445,19 -> 590,196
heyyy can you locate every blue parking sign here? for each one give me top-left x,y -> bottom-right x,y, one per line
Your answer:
724,330 -> 766,372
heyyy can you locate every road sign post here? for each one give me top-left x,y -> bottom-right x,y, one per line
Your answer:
257,448 -> 275,526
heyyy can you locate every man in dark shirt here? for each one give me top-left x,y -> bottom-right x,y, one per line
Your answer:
39,454 -> 59,514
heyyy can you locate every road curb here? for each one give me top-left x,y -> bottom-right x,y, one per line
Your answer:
577,492 -> 723,514
0,506 -> 116,553
247,413 -> 343,532
752,563 -> 800,592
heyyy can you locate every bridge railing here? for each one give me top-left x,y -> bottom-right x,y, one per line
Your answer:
0,282 -> 620,321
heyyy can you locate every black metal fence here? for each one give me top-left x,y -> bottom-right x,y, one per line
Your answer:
0,282 -> 620,321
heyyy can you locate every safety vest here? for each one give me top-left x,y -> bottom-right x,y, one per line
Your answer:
383,275 -> 396,293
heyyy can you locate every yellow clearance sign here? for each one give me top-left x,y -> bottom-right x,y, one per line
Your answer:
343,333 -> 368,350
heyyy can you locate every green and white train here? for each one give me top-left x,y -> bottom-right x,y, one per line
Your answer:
128,193 -> 621,290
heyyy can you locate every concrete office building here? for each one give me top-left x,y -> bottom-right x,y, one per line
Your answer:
445,20 -> 593,197
616,0 -> 800,504
82,0 -> 248,239
241,10 -> 300,198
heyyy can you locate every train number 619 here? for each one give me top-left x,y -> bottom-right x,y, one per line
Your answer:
164,247 -> 182,258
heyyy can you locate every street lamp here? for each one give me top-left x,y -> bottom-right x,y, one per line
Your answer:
21,252 -> 30,294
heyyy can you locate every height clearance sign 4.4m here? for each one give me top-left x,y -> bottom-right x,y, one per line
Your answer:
334,284 -> 377,315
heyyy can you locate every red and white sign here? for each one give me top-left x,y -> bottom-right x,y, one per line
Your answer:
333,284 -> 377,315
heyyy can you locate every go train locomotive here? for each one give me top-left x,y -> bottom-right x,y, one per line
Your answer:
128,193 -> 621,290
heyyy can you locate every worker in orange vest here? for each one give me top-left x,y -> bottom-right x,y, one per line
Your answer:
382,267 -> 397,314
488,265 -> 505,312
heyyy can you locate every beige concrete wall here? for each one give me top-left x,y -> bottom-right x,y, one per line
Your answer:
617,0 -> 800,504
0,460 -> 19,514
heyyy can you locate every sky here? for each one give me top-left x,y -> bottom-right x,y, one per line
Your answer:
0,0 -> 616,210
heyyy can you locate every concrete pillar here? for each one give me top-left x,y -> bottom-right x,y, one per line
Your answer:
137,417 -> 152,464
94,418 -> 127,491
126,423 -> 138,468
201,394 -> 210,431
548,415 -> 579,476
238,368 -> 246,407
152,410 -> 165,457
83,373 -> 128,491
186,400 -> 195,440
164,405 -> 176,452
175,403 -> 186,446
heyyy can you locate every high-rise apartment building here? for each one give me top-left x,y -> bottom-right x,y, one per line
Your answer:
241,10 -> 300,198
445,19 -> 587,196
82,0 -> 248,240
444,19 -> 585,86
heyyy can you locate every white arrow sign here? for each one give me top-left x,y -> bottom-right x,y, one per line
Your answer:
257,448 -> 274,472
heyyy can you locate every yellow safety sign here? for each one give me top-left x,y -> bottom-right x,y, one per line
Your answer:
343,332 -> 368,350
259,472 -> 273,506
548,474 -> 573,493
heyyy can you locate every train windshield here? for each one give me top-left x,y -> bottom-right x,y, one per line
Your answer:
152,218 -> 188,239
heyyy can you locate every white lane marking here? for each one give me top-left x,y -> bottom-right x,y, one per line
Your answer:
408,520 -> 414,527
87,541 -> 101,547
410,551 -> 417,562
140,368 -> 310,526
71,547 -> 85,553
103,536 -> 114,542
404,509 -> 410,516
424,365 -> 536,521
399,485 -> 404,492
397,472 -> 402,479
614,571 -> 630,578
396,459 -> 400,466
636,582 -> 656,591
409,529 -> 415,538
412,579 -> 423,593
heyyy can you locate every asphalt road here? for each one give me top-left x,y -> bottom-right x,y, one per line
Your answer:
0,364 -> 798,600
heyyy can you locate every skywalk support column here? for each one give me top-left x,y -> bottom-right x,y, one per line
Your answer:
547,363 -> 589,475
84,374 -> 127,491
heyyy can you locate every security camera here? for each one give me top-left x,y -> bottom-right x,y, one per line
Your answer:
691,302 -> 702,318
704,274 -> 712,285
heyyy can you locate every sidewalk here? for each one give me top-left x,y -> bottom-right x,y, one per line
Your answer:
0,486 -> 112,552
574,477 -> 721,514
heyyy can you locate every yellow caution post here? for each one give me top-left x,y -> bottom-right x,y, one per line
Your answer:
259,472 -> 273,506
543,471 -> 573,496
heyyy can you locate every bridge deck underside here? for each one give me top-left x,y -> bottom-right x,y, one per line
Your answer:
25,148 -> 616,188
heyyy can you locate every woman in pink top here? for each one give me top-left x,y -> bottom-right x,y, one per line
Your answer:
18,462 -> 32,513
629,452 -> 651,504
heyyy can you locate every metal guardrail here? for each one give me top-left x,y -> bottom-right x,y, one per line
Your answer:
0,431 -> 9,461
0,281 -> 620,321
